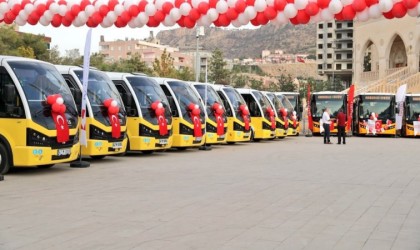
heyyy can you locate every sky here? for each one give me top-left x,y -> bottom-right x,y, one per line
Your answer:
19,24 -> 171,56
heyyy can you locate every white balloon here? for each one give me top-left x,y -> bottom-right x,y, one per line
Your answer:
39,16 -> 51,26
145,3 -> 157,16
0,3 -> 9,15
207,8 -> 219,21
163,16 -> 176,26
85,5 -> 96,16
100,18 -> 112,27
8,0 -> 18,8
254,0 -> 268,12
49,3 -> 60,14
24,4 -> 34,15
275,12 -> 288,24
180,2 -> 192,16
328,0 -> 343,14
107,11 -> 117,22
295,0 -> 309,10
169,8 -> 181,21
137,12 -> 148,24
284,4 -> 297,18
128,19 -> 137,28
43,10 -> 53,20
216,0 -> 228,14
378,0 -> 393,12
15,16 -> 27,26
114,4 -> 124,15
310,12 -> 321,23
232,19 -> 242,27
202,14 -> 213,26
244,6 -> 257,19
368,4 -> 382,18
192,0 -> 204,8
18,10 -> 28,20
391,0 -> 401,3
407,7 -> 419,16
320,8 -> 333,20
58,5 -> 67,16
341,0 -> 353,5
155,0 -> 165,10
237,13 -> 248,24
356,8 -> 369,21
226,0 -> 236,8
266,0 -> 275,6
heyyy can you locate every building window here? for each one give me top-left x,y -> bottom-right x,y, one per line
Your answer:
318,64 -> 323,70
318,54 -> 323,59
347,42 -> 353,48
327,33 -> 332,38
348,22 -> 353,28
336,54 -> 342,60
318,24 -> 323,29
336,64 -> 342,70
327,23 -> 332,28
327,54 -> 332,59
327,64 -> 332,69
327,43 -> 332,48
337,34 -> 342,39
347,53 -> 352,58
318,44 -> 323,49
336,43 -> 342,49
318,34 -> 323,39
348,33 -> 353,38
337,23 -> 342,29
347,63 -> 353,69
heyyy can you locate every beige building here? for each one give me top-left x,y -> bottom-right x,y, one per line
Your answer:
99,34 -> 193,71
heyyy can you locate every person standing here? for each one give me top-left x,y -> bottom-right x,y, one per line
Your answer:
322,107 -> 332,144
336,108 -> 346,144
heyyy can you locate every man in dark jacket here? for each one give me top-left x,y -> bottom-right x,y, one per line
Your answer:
337,108 -> 346,144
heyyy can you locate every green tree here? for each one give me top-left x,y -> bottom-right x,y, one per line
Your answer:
176,67 -> 194,81
277,74 -> 296,92
153,49 -> 177,77
47,45 -> 63,64
249,79 -> 263,90
0,26 -> 22,56
231,74 -> 248,88
21,33 -> 49,60
17,46 -> 35,58
208,48 -> 230,84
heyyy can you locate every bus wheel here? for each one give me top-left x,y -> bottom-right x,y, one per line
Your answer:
91,155 -> 106,160
0,143 -> 11,175
38,164 -> 55,169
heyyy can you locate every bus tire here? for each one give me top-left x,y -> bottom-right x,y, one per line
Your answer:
91,155 -> 106,160
0,143 -> 11,175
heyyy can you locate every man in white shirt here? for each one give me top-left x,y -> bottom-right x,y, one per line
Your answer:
322,107 -> 332,144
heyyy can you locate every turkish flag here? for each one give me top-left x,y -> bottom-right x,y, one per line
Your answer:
375,120 -> 382,131
109,113 -> 121,138
157,115 -> 168,136
330,121 -> 335,131
52,112 -> 69,143
216,115 -> 224,135
191,115 -> 202,137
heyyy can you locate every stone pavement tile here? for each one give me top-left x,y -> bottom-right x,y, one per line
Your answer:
369,230 -> 398,241
388,198 -> 415,216
303,232 -> 343,250
333,240 -> 365,250
249,240 -> 282,250
273,231 -> 317,250
361,239 -> 393,250
391,238 -> 420,250
395,229 -> 420,244
374,214 -> 406,233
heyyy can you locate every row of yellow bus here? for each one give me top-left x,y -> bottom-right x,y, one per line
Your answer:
0,56 -> 302,174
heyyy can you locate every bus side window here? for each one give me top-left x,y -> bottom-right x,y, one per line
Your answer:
62,75 -> 82,115
113,80 -> 137,117
249,101 -> 260,117
217,92 -> 232,117
160,85 -> 178,117
0,67 -> 24,118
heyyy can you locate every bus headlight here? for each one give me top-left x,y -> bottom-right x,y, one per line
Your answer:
26,128 -> 50,147
89,125 -> 108,140
139,124 -> 154,137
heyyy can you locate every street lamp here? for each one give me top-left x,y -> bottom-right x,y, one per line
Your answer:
195,26 -> 204,82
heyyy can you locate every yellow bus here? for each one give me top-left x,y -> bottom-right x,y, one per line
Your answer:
237,88 -> 276,141
107,72 -> 173,153
352,93 -> 396,136
190,82 -> 228,145
153,78 -> 205,149
56,66 -> 128,159
277,92 -> 302,135
309,91 -> 347,135
275,93 -> 299,136
262,91 -> 288,139
402,94 -> 420,137
0,56 -> 80,174
213,85 -> 251,144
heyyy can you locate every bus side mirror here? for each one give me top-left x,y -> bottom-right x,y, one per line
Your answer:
4,84 -> 16,103
123,92 -> 132,107
70,87 -> 82,106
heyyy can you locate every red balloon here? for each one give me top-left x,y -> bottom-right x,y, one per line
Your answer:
155,107 -> 164,116
217,13 -> 230,26
51,15 -> 62,28
235,0 -> 247,12
296,10 -> 310,24
274,0 -> 287,11
342,5 -> 356,20
28,13 -> 40,25
175,0 -> 184,8
52,103 -> 61,113
148,17 -> 160,27
93,12 -> 103,24
129,5 -> 139,16
264,6 -> 277,20
189,8 -> 200,21
335,12 -> 344,20
209,0 -> 218,8
154,10 -> 165,22
317,0 -> 330,9
226,8 -> 239,20
212,103 -> 220,110
365,0 -> 378,7
352,0 -> 367,12
402,0 -> 418,9
36,4 -> 47,16
192,108 -> 200,116
12,4 -> 22,16
216,107 -> 224,115
64,11 -> 75,23
109,0 -> 119,10
80,0 -> 91,10
151,101 -> 158,110
289,16 -> 299,25
103,98 -> 113,108
47,95 -> 57,105
138,0 -> 148,11
392,2 -> 407,18
4,12 -> 16,24
246,0 -> 256,5
120,11 -> 131,23
71,5 -> 81,16
109,106 -> 119,115
286,0 -> 295,3
198,2 -> 209,14
59,104 -> 66,113
177,16 -> 186,27
383,10 -> 394,19
256,12 -> 269,25
188,103 -> 196,111
305,2 -> 319,15
87,18 -> 99,27
162,2 -> 174,14
184,16 -> 196,28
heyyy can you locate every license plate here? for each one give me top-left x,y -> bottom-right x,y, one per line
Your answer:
219,135 -> 225,139
194,137 -> 202,142
158,139 -> 168,145
57,148 -> 71,156
112,142 -> 122,149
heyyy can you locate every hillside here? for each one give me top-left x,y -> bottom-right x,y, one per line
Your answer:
156,23 -> 316,59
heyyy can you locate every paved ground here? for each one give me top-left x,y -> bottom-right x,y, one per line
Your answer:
1,136 -> 419,250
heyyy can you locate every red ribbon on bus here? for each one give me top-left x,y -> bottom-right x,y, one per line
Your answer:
188,103 -> 202,137
239,104 -> 250,131
46,94 -> 69,143
280,108 -> 289,129
266,107 -> 276,129
103,98 -> 121,138
151,101 -> 168,136
212,102 -> 225,136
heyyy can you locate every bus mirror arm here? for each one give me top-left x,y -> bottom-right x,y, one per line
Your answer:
4,84 -> 16,103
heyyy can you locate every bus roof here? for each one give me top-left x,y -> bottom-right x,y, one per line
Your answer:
276,92 -> 299,96
358,92 -> 394,96
312,91 -> 344,95
236,88 -> 256,94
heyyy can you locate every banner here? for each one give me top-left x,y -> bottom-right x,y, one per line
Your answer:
395,84 -> 407,130
80,29 -> 92,146
306,84 -> 313,132
346,84 -> 355,132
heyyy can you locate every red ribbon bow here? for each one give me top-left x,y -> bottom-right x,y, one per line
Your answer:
280,108 -> 289,129
212,102 -> 225,136
266,107 -> 276,129
103,98 -> 121,139
188,103 -> 202,137
239,104 -> 250,131
151,101 -> 168,136
46,94 -> 69,143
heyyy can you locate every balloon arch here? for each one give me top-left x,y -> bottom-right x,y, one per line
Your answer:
0,0 -> 419,28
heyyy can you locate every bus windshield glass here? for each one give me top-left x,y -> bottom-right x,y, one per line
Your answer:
168,81 -> 205,123
252,91 -> 271,118
126,76 -> 172,125
314,94 -> 345,117
194,84 -> 224,120
10,60 -> 78,129
407,97 -> 420,120
277,94 -> 294,112
223,87 -> 246,121
359,96 -> 393,119
266,93 -> 284,115
75,70 -> 126,126
285,95 -> 298,110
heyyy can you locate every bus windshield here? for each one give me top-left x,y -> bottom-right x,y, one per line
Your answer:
359,96 -> 393,119
126,76 -> 172,125
407,97 -> 420,120
277,94 -> 294,111
314,95 -> 345,118
223,87 -> 246,121
75,70 -> 126,126
252,91 -> 271,118
168,81 -> 205,123
285,95 -> 298,110
194,84 -> 224,120
10,61 -> 78,129
266,93 -> 285,115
